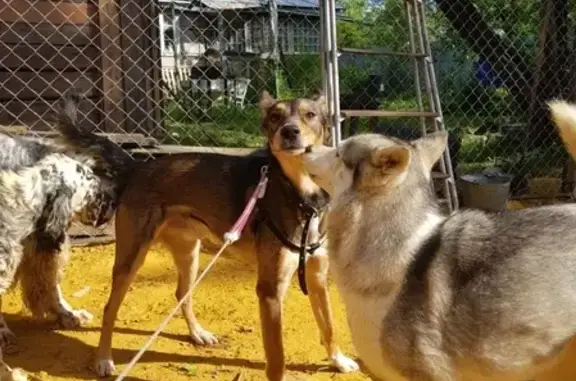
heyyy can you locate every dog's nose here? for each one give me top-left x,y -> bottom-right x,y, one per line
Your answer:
281,124 -> 300,139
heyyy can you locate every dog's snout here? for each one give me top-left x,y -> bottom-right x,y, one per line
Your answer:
281,124 -> 300,140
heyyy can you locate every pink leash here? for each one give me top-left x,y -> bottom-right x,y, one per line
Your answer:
224,165 -> 269,243
114,165 -> 269,381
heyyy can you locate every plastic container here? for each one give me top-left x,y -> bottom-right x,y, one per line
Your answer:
458,173 -> 513,212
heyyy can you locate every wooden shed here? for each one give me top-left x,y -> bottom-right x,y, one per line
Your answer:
0,0 -> 162,137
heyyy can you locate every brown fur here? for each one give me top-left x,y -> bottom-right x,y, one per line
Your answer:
18,236 -> 70,318
80,92 -> 359,380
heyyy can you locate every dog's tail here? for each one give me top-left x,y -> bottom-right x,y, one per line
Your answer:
55,91 -> 135,181
549,100 -> 576,161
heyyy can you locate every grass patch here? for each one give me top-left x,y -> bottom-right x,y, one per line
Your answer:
164,101 -> 263,147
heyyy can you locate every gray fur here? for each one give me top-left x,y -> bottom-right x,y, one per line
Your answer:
304,132 -> 576,381
0,133 -> 56,171
55,91 -> 136,191
0,152 -> 115,291
0,133 -> 116,363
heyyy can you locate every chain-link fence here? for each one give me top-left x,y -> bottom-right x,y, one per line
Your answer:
338,0 -> 576,202
1,0 -> 575,213
0,0 -> 334,242
0,0 -> 330,145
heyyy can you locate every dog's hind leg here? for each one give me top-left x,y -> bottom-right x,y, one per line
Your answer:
159,222 -> 218,346
305,249 -> 359,373
94,205 -> 157,378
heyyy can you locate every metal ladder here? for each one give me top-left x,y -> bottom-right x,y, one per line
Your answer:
339,0 -> 459,213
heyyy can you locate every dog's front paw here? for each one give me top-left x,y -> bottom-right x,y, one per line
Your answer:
190,327 -> 218,346
331,352 -> 359,373
58,309 -> 93,329
0,367 -> 28,381
93,359 -> 115,378
0,327 -> 16,350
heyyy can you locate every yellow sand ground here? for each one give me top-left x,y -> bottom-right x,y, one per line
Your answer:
3,199 -> 576,381
2,244 -> 368,381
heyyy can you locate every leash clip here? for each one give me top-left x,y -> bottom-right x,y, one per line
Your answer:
223,165 -> 270,244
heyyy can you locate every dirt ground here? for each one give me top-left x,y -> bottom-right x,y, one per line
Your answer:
4,199 -> 576,381
2,244 -> 369,381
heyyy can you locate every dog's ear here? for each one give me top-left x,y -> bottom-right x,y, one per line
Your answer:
413,131 -> 448,171
309,88 -> 323,100
259,91 -> 276,115
38,186 -> 73,243
310,91 -> 332,145
370,145 -> 411,177
311,92 -> 328,112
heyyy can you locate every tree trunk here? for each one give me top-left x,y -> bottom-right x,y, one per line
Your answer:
435,0 -> 533,112
528,0 -> 571,146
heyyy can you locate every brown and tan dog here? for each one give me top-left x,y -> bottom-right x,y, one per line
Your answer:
55,91 -> 359,380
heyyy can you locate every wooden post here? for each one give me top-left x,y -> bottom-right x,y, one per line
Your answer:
244,19 -> 252,52
159,11 -> 165,57
217,13 -> 225,50
147,0 -> 163,138
119,0 -> 161,135
98,0 -> 125,133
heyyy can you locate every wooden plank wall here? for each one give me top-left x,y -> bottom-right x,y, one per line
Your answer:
0,0 -> 102,130
0,0 -> 161,135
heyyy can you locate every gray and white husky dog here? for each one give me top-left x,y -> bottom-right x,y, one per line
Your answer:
301,101 -> 576,381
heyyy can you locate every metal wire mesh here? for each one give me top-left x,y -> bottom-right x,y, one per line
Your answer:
0,0 -> 329,147
0,0 -> 575,207
337,0 -> 576,200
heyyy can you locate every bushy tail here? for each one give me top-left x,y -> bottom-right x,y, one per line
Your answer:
549,100 -> 576,161
56,91 -> 135,181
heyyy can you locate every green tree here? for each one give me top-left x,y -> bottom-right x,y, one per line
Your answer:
337,0 -> 371,48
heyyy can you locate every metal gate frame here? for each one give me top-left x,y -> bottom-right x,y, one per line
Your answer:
319,0 -> 342,146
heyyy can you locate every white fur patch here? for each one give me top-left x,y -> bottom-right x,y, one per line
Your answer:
0,152 -> 106,234
401,212 -> 444,256
331,351 -> 360,373
48,154 -> 98,212
304,147 -> 353,198
338,290 -> 409,381
331,161 -> 354,198
332,212 -> 443,381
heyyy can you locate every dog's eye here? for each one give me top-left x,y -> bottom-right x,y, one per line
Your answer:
335,150 -> 340,158
305,111 -> 316,119
268,112 -> 281,123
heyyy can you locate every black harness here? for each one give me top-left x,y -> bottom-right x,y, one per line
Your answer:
254,164 -> 329,295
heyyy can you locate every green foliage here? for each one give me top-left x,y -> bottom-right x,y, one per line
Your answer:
336,0 -> 370,47
332,0 -> 573,178
339,65 -> 369,94
164,101 -> 264,147
282,54 -> 322,96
